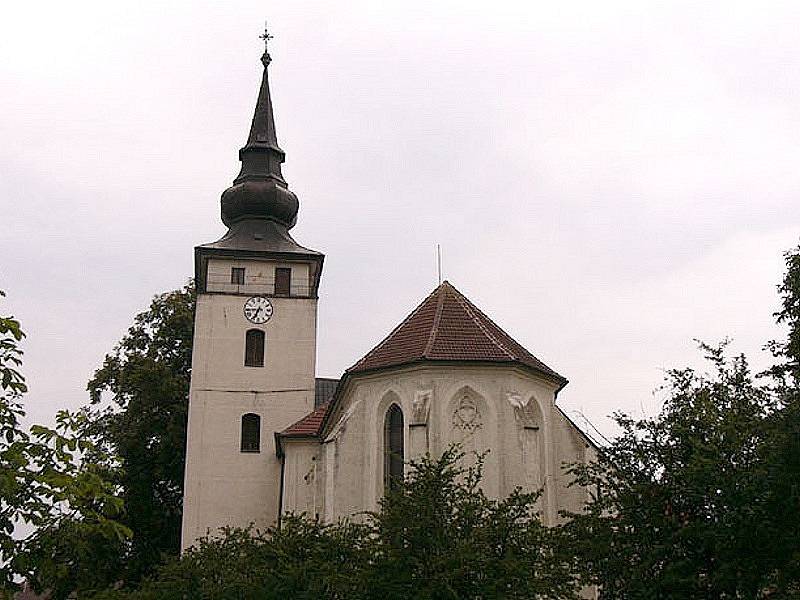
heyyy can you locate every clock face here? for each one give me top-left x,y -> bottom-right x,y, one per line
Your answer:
243,296 -> 273,324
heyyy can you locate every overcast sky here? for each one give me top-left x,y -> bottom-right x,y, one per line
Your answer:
2,0 -> 798,436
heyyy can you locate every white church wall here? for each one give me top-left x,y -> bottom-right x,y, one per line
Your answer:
187,291 -> 318,392
497,388 -> 547,511
182,387 -> 312,545
281,440 -> 324,519
182,286 -> 318,550
316,363 -> 594,525
325,386 -> 371,521
552,409 -> 595,523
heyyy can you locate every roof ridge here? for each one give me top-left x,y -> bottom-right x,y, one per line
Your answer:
449,286 -> 518,361
422,286 -> 446,357
348,285 -> 441,372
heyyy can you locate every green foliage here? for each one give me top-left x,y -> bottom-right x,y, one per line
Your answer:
561,242 -> 800,599
2,284 -> 193,597
562,344 -> 788,597
756,243 -> 800,594
14,411 -> 132,599
366,447 -> 577,600
81,283 -> 195,585
92,518 -> 371,600
101,448 -> 578,600
765,243 -> 800,386
0,290 -> 31,593
0,292 -> 129,600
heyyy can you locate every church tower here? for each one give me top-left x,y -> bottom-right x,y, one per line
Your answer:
181,33 -> 323,550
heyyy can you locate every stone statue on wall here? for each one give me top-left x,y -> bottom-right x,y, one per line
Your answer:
411,389 -> 432,425
506,391 -> 540,430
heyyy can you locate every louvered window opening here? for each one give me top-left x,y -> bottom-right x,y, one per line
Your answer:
384,404 -> 404,491
241,413 -> 261,453
245,329 -> 265,367
275,267 -> 291,296
231,267 -> 245,285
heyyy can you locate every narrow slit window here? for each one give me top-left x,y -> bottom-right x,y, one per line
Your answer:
231,267 -> 245,285
244,329 -> 265,367
241,413 -> 261,453
275,267 -> 292,296
384,404 -> 404,491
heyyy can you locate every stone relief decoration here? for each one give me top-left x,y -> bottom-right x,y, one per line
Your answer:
452,394 -> 482,432
506,391 -> 540,430
411,389 -> 432,425
505,391 -> 524,409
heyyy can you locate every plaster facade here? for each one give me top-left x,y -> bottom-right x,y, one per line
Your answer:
181,257 -> 319,549
281,364 -> 595,525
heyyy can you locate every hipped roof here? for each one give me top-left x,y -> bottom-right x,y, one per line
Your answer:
347,281 -> 564,380
278,281 -> 565,442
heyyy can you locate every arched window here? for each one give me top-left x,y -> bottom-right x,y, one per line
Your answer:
244,329 -> 265,367
384,404 -> 404,491
241,413 -> 261,453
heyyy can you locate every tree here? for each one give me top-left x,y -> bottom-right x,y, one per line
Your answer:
563,344 -> 781,597
0,292 -> 129,599
12,409 -> 132,600
97,447 -> 579,600
0,290 -> 31,590
765,243 -> 800,386
364,447 -> 578,600
756,244 -> 800,593
562,244 -> 800,598
11,284 -> 194,597
92,518 -> 370,600
15,243 -> 800,597
83,283 -> 195,584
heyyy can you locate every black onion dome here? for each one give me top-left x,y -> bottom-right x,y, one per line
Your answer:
221,179 -> 298,228
220,49 -> 299,229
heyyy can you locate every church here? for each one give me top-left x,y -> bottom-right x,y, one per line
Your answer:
180,39 -> 597,550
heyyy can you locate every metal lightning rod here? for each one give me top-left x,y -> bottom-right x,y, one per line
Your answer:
437,244 -> 442,286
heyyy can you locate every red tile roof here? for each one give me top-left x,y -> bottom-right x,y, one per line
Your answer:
281,401 -> 331,437
277,281 -> 564,444
347,281 -> 564,380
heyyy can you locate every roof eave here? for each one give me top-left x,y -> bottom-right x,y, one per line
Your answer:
275,432 -> 321,457
346,357 -> 567,386
319,358 -> 568,440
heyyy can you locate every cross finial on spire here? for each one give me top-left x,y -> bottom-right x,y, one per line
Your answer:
259,21 -> 274,66
260,21 -> 274,51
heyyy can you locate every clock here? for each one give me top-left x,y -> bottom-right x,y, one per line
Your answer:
243,296 -> 273,324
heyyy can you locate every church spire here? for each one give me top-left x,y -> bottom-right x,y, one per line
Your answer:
236,23 -> 285,185
220,23 -> 299,229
